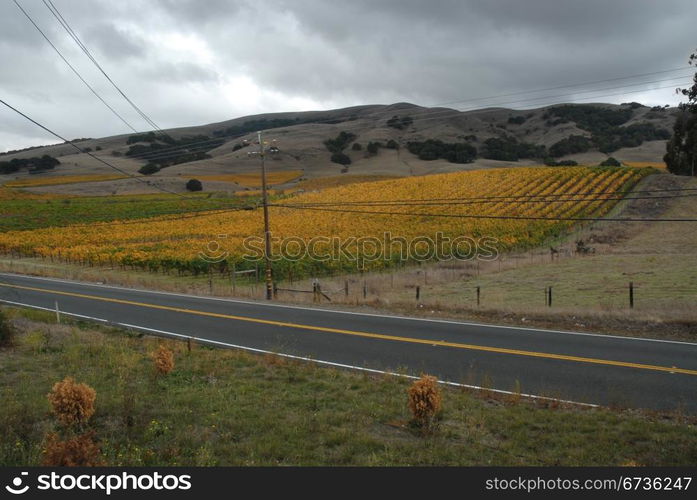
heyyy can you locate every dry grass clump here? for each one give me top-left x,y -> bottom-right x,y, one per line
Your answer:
152,344 -> 175,375
47,377 -> 96,427
407,375 -> 442,431
42,431 -> 105,466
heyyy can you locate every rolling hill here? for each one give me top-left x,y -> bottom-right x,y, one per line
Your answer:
0,102 -> 677,196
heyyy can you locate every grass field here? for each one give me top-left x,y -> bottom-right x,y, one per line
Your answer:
1,306 -> 695,466
3,174 -> 129,188
0,191 -> 256,232
196,171 -> 303,186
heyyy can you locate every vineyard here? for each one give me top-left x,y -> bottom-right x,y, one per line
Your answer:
0,167 -> 652,277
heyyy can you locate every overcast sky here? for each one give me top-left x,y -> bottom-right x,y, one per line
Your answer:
1,0 -> 696,152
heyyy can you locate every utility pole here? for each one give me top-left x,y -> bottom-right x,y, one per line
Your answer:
258,130 -> 273,300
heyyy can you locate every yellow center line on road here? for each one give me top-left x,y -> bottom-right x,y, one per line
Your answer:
2,281 -> 697,376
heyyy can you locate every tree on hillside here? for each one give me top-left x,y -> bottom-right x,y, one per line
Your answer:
186,179 -> 203,192
138,163 -> 160,175
330,152 -> 351,165
599,157 -> 621,167
665,48 -> 697,175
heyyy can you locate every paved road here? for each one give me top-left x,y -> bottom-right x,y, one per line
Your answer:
1,272 -> 696,412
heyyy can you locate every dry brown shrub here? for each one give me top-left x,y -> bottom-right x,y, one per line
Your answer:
47,377 -> 96,427
152,344 -> 174,375
407,375 -> 442,430
42,431 -> 105,466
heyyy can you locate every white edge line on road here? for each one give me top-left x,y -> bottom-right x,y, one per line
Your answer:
0,297 -> 599,409
2,271 -> 696,347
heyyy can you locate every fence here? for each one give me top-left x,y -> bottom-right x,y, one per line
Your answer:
3,245 -> 696,313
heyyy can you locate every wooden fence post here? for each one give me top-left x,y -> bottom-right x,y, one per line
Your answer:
629,281 -> 634,309
416,286 -> 420,302
476,286 -> 480,307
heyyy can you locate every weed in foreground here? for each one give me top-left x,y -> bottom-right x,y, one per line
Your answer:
152,345 -> 174,375
407,375 -> 442,432
42,431 -> 105,466
47,377 -> 96,427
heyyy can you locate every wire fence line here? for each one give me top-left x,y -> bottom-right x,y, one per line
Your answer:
5,241 -> 694,313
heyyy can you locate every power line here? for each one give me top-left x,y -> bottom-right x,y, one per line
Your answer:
431,66 -> 693,107
12,0 -> 138,133
109,73 -> 692,164
272,204 -> 697,223
42,0 -> 163,133
0,97 -> 188,197
455,79 -> 693,112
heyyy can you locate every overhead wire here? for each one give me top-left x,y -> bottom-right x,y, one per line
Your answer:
271,203 -> 697,223
112,70 -> 694,164
41,0 -> 163,133
0,98 -> 190,197
431,66 -> 695,107
12,0 -> 139,133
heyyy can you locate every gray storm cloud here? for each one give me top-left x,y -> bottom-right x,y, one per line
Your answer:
1,0 -> 695,151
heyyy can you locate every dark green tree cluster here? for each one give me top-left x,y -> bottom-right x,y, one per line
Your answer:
324,131 -> 357,154
546,105 -> 632,130
330,152 -> 351,165
543,158 -> 578,166
213,118 -> 300,137
599,157 -> 621,167
665,49 -> 697,176
594,123 -> 670,153
507,115 -> 527,125
210,115 -> 349,138
324,131 -> 356,165
0,155 -> 60,174
481,136 -> 546,161
138,163 -> 160,175
126,134 -> 222,169
366,141 -> 381,156
407,140 -> 477,163
386,115 -> 413,130
546,104 -> 670,154
186,179 -> 203,191
548,135 -> 594,157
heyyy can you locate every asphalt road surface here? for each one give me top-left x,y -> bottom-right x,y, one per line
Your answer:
1,272 -> 696,412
